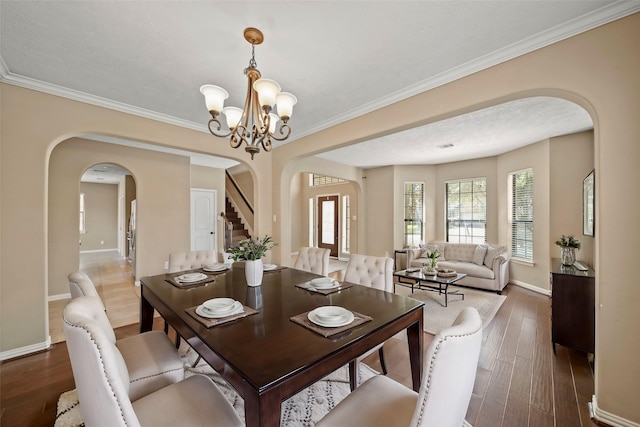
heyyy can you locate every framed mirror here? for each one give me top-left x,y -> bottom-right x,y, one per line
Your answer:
583,169 -> 595,236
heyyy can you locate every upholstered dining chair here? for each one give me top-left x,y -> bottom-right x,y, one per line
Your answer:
293,246 -> 331,276
63,296 -> 243,427
168,250 -> 218,273
317,307 -> 483,427
64,286 -> 184,401
343,254 -> 394,384
68,271 -> 104,309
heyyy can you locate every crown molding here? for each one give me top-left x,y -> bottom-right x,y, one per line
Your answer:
291,1 -> 640,142
0,61 -> 208,134
2,2 -> 638,146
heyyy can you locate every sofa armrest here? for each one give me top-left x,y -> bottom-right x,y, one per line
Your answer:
405,249 -> 423,267
492,252 -> 510,290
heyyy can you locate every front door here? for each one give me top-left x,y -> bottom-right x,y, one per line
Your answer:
317,195 -> 339,257
191,189 -> 217,251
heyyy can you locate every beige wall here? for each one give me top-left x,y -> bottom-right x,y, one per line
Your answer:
48,137 -> 192,296
79,182 -> 118,251
1,84 -> 273,357
273,14 -> 640,423
363,166 -> 395,257
190,164 -> 226,252
550,131 -> 595,266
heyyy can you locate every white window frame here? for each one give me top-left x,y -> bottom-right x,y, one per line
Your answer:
509,168 -> 534,261
445,177 -> 487,244
79,192 -> 86,234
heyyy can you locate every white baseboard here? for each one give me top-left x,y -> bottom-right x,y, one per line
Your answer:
0,336 -> 51,361
590,395 -> 640,427
48,292 -> 71,302
79,248 -> 119,254
511,280 -> 551,296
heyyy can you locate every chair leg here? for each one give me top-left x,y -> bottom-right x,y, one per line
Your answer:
163,320 -> 169,334
193,355 -> 202,368
348,360 -> 358,392
378,347 -> 388,375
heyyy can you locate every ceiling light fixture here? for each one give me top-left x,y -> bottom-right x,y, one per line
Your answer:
200,27 -> 297,160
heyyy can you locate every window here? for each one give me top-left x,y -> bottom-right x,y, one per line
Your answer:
342,195 -> 350,253
404,182 -> 424,247
510,168 -> 533,260
79,193 -> 86,234
310,174 -> 348,187
446,178 -> 486,243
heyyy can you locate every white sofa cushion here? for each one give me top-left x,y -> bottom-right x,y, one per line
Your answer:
472,245 -> 488,266
484,246 -> 502,267
438,261 -> 495,280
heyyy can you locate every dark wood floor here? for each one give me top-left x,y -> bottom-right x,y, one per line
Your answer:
0,285 -> 597,427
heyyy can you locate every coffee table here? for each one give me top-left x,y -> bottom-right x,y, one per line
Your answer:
394,268 -> 467,307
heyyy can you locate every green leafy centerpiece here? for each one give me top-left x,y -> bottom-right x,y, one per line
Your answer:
421,250 -> 440,274
228,236 -> 278,287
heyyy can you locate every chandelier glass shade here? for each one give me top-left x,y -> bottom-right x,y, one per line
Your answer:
200,28 -> 297,159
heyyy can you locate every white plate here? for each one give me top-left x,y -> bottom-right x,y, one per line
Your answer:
310,277 -> 339,289
308,307 -> 354,328
177,273 -> 207,282
203,264 -> 227,272
202,298 -> 236,314
196,302 -> 243,319
263,264 -> 278,271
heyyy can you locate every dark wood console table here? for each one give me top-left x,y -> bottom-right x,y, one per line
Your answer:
550,258 -> 595,354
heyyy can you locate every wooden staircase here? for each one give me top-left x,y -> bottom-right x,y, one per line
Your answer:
225,197 -> 250,248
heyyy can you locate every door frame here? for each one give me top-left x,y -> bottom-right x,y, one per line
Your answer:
316,194 -> 340,257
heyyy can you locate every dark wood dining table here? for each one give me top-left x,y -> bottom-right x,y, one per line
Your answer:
140,265 -> 424,427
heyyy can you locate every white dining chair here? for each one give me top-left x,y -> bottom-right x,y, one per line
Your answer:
343,254 -> 394,387
317,307 -> 483,427
65,281 -> 184,402
168,250 -> 218,273
63,296 -> 243,427
293,246 -> 330,276
68,271 -> 104,309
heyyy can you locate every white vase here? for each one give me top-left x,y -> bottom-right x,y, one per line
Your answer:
245,259 -> 264,287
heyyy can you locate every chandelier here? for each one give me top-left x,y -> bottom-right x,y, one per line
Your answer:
200,27 -> 297,159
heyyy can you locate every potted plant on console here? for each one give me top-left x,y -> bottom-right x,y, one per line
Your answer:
555,234 -> 581,266
228,235 -> 278,287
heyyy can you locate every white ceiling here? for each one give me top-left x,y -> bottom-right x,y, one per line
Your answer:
2,1 -> 638,170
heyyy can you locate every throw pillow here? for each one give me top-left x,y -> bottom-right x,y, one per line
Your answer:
484,246 -> 501,268
421,245 -> 439,258
472,245 -> 488,266
435,244 -> 447,261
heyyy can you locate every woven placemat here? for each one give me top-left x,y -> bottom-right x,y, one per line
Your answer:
295,281 -> 353,295
185,304 -> 259,328
165,274 -> 217,289
290,310 -> 372,338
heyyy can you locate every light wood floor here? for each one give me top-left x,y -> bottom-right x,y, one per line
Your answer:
3,254 -> 599,427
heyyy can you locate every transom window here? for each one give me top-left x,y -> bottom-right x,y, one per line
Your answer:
509,168 -> 534,260
310,174 -> 348,187
445,178 -> 486,244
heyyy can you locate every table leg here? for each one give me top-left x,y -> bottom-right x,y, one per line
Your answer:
406,315 -> 423,392
244,389 -> 282,427
139,290 -> 154,333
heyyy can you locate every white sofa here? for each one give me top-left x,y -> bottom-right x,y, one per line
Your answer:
406,242 -> 510,293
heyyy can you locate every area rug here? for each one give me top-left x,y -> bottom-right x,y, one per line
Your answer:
410,286 -> 506,335
55,348 -> 378,427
